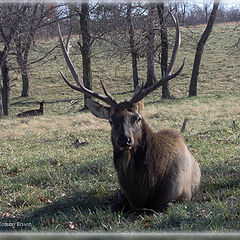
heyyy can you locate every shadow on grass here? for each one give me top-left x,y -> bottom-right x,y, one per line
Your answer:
0,157 -> 116,231
0,154 -> 116,231
27,190 -> 114,218
200,164 -> 240,194
0,189 -> 116,232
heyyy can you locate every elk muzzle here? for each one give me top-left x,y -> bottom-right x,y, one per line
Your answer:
117,135 -> 132,151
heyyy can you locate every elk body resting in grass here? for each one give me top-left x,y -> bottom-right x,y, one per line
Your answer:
58,14 -> 201,212
17,101 -> 45,117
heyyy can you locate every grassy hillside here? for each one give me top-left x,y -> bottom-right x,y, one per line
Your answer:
0,22 -> 239,232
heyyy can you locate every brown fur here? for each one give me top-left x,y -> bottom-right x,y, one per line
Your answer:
86,100 -> 201,212
17,101 -> 45,118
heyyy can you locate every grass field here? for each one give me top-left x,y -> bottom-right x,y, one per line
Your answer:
0,22 -> 239,233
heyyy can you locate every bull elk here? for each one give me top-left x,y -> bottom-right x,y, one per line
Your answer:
58,14 -> 201,212
17,101 -> 45,117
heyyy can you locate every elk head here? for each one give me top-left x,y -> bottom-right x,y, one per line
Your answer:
87,100 -> 144,151
58,13 -> 184,152
37,100 -> 45,110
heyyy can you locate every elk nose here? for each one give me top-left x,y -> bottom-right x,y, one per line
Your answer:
117,136 -> 132,147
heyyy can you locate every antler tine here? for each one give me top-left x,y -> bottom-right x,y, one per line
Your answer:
130,14 -> 184,104
58,23 -> 81,87
100,80 -> 117,105
65,26 -> 72,55
58,23 -> 116,106
59,70 -> 115,104
59,70 -> 84,92
130,59 -> 185,104
132,82 -> 144,99
167,12 -> 181,75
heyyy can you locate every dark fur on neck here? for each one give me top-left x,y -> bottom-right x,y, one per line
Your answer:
112,120 -> 155,208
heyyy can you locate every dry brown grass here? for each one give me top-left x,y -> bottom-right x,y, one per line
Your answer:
144,95 -> 240,134
1,113 -> 110,139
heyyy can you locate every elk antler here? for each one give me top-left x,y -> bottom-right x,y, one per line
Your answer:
58,23 -> 117,106
130,13 -> 185,104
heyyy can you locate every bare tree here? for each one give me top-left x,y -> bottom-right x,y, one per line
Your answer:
0,3 -> 65,116
189,1 -> 219,97
179,2 -> 187,26
78,3 -> 92,110
144,4 -> 157,88
1,60 -> 10,116
68,3 -> 93,110
0,4 -> 24,116
0,49 -> 6,117
13,3 -> 60,97
0,80 -> 2,117
126,3 -> 139,89
0,48 -> 7,117
14,4 -> 42,97
156,3 -> 170,99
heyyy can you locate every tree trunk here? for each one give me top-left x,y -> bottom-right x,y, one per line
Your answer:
0,52 -> 3,118
1,61 -> 10,116
144,4 -> 157,88
15,34 -> 31,98
156,3 -> 170,99
131,53 -> 139,90
0,50 -> 7,118
0,77 -> 2,118
181,3 -> 186,26
205,4 -> 208,24
189,1 -> 219,97
21,63 -> 29,97
79,3 -> 92,110
21,71 -> 29,97
127,4 -> 139,89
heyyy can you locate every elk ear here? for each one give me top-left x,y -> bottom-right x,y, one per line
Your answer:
136,100 -> 144,115
86,98 -> 111,120
134,86 -> 144,115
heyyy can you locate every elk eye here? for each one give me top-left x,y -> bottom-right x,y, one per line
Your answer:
137,116 -> 142,122
131,114 -> 141,124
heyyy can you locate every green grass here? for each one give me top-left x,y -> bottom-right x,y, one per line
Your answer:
0,22 -> 239,233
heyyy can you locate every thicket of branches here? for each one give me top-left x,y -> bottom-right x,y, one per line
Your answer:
0,1 -> 239,116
